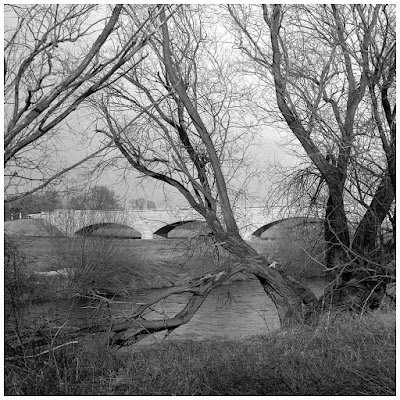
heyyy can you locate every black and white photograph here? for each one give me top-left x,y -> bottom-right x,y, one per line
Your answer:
4,4 -> 396,396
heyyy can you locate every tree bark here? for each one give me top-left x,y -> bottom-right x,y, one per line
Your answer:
251,261 -> 319,327
206,223 -> 319,326
324,187 -> 351,275
352,174 -> 395,255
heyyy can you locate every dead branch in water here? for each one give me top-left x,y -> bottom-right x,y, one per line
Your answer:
78,265 -> 247,346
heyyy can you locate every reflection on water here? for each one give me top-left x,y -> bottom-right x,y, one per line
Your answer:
26,278 -> 325,345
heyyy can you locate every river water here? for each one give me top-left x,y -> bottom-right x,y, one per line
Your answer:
28,277 -> 325,346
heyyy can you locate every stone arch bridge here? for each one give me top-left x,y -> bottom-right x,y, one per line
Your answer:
28,207 -> 322,240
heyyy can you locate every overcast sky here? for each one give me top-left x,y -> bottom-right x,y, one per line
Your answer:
4,4 -> 304,210
68,123 -> 302,209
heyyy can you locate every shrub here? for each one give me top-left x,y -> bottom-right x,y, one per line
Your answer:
4,237 -> 64,358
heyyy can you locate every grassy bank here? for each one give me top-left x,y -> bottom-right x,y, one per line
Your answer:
8,233 -> 325,297
5,309 -> 395,396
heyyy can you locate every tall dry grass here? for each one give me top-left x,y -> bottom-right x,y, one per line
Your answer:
4,308 -> 395,396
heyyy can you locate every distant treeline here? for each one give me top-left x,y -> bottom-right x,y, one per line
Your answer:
4,186 -> 156,220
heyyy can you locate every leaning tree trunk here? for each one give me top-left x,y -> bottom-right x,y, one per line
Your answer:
250,257 -> 319,326
211,231 -> 319,327
156,6 -> 319,329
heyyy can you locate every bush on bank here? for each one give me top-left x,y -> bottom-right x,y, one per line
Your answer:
4,309 -> 395,396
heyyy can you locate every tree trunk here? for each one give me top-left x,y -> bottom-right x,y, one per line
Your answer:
352,174 -> 395,256
323,174 -> 395,312
251,260 -> 319,327
208,226 -> 319,326
324,187 -> 351,279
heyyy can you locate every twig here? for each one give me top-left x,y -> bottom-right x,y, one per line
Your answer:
5,341 -> 79,361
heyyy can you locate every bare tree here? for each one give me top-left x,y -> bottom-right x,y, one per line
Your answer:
4,4 -> 168,200
66,185 -> 122,210
7,4 -> 394,348
129,198 -> 156,210
77,5 -> 320,346
4,189 -> 62,219
228,5 -> 395,297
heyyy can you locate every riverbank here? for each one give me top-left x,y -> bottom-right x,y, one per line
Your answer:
7,234 -> 325,296
5,308 -> 395,396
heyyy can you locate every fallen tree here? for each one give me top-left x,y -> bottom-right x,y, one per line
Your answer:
78,260 -> 319,347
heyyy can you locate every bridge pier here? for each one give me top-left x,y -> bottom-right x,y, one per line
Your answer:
141,229 -> 153,240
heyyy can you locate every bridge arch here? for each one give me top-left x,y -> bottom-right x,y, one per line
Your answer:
251,217 -> 324,238
74,222 -> 142,238
154,220 -> 209,238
